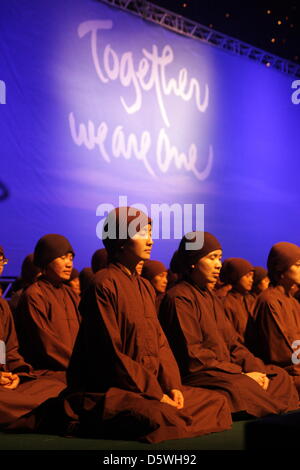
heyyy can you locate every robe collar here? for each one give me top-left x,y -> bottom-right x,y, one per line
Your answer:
39,275 -> 64,289
113,262 -> 139,280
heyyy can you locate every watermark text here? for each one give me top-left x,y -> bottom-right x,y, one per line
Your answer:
0,80 -> 6,104
96,196 -> 205,250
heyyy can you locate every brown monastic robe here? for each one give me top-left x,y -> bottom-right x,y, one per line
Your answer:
159,279 -> 299,417
15,277 -> 81,371
155,292 -> 165,313
223,290 -> 256,347
252,285 -> 300,394
0,298 -> 66,430
63,263 -> 232,443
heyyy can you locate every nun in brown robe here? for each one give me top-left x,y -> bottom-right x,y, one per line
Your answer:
62,207 -> 232,443
9,253 -> 41,315
159,232 -> 299,418
252,242 -> 300,395
214,278 -> 232,300
0,278 -> 65,430
91,248 -> 108,274
15,235 -> 81,372
251,267 -> 270,297
220,258 -> 255,344
79,267 -> 94,296
142,260 -> 168,312
246,266 -> 270,312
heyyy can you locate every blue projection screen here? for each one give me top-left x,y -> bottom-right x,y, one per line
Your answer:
0,0 -> 299,275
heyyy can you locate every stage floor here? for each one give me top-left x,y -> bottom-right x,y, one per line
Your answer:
0,420 -> 247,451
2,409 -> 300,452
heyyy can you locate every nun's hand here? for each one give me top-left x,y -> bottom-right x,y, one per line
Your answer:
160,394 -> 179,408
170,389 -> 184,409
244,372 -> 269,390
0,371 -> 14,386
2,373 -> 20,390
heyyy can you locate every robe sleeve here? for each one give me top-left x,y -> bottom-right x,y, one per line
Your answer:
227,329 -> 267,374
156,323 -> 182,392
160,293 -> 242,374
0,299 -> 32,374
214,296 -> 266,373
223,298 -> 238,332
92,284 -> 165,401
17,289 -> 74,370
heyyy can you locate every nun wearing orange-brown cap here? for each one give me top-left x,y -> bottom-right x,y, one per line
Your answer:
159,232 -> 299,418
62,207 -> 232,443
79,267 -> 94,297
9,253 -> 42,315
0,296 -> 67,431
220,258 -> 255,344
252,242 -> 300,396
251,267 -> 270,296
246,266 -> 270,312
91,248 -> 108,274
15,234 -> 81,373
142,259 -> 168,311
0,246 -> 65,431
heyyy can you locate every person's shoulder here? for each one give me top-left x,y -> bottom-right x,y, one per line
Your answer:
0,296 -> 8,307
165,280 -> 195,301
257,286 -> 279,304
94,265 -> 118,282
228,290 -> 243,300
62,283 -> 80,300
254,287 -> 286,316
138,275 -> 156,297
291,295 -> 300,308
93,265 -> 126,294
19,279 -> 53,304
0,297 -> 13,327
223,290 -> 240,305
0,296 -> 10,313
138,274 -> 150,287
21,279 -> 43,296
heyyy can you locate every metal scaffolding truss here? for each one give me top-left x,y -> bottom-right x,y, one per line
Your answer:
0,276 -> 17,300
98,0 -> 300,78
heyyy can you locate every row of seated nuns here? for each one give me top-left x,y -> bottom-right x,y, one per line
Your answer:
0,206 -> 300,443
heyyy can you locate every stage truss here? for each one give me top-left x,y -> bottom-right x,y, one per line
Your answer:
98,0 -> 300,78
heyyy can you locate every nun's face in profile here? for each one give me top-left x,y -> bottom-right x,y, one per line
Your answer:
69,277 -> 81,295
44,252 -> 74,283
124,224 -> 153,263
135,260 -> 144,275
236,271 -> 254,293
192,249 -> 222,286
257,276 -> 270,292
282,260 -> 300,285
151,271 -> 168,294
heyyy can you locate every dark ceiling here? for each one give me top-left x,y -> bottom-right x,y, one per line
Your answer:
150,0 -> 300,64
